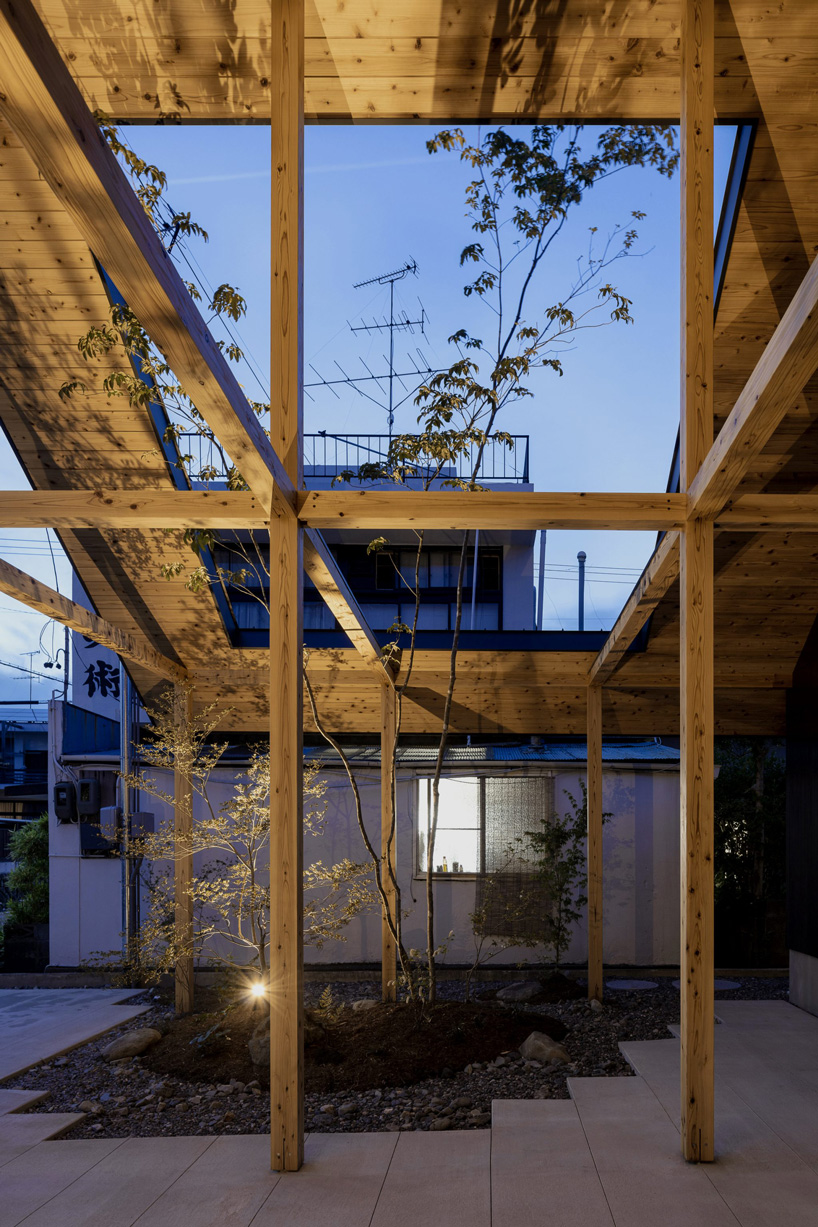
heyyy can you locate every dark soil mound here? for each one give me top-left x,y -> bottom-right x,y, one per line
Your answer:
305,1001 -> 567,1094
142,997 -> 567,1095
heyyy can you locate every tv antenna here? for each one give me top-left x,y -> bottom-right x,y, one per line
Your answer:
305,258 -> 439,442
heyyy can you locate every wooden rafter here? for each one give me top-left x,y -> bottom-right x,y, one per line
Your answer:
0,555 -> 186,683
587,532 -> 680,686
0,0 -> 294,519
689,251 -> 818,519
303,529 -> 393,686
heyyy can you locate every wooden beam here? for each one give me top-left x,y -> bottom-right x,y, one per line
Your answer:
173,684 -> 194,1016
299,490 -> 688,532
303,529 -> 393,686
0,0 -> 294,519
586,685 -> 604,1003
0,555 -> 186,682
269,0 -> 304,1176
716,494 -> 818,532
0,489 -> 268,529
381,682 -> 398,1003
689,252 -> 818,519
587,533 -> 680,686
680,0 -> 715,1165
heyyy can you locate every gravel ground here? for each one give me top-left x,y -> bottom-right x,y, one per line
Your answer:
2,976 -> 788,1140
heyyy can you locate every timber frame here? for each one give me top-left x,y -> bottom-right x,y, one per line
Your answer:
0,0 -> 816,1172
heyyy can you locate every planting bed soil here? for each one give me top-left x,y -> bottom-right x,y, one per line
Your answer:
2,975 -> 789,1140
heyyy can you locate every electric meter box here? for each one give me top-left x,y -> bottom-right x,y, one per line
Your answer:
54,781 -> 76,823
76,778 -> 101,817
99,806 -> 121,843
131,811 -> 155,837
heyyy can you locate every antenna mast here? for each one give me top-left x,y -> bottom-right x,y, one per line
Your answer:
306,258 -> 437,444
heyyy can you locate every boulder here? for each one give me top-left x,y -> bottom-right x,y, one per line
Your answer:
248,1016 -> 270,1068
100,1029 -> 162,1062
519,1031 -> 570,1065
350,999 -> 379,1013
496,980 -> 543,1003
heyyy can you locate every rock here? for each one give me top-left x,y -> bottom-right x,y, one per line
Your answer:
519,1032 -> 570,1064
493,1055 -> 508,1068
337,1102 -> 358,1117
100,1029 -> 162,1062
496,980 -> 543,1003
469,1112 -> 492,1126
222,1111 -> 236,1123
429,1118 -> 452,1131
589,998 -> 604,1012
248,1017 -> 270,1068
450,1096 -> 472,1109
350,999 -> 379,1013
78,1100 -> 103,1114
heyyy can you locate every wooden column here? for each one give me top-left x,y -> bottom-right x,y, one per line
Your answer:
173,685 -> 194,1015
586,685 -> 603,1002
680,0 -> 715,1164
381,683 -> 398,1001
269,0 -> 304,1174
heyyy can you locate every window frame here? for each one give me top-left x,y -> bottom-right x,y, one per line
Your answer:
414,771 -> 556,879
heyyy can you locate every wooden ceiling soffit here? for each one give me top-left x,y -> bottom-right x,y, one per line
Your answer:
0,554 -> 186,682
0,0 -> 293,519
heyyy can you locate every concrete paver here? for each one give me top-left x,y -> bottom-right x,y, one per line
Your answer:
0,999 -> 815,1225
0,989 -> 148,1079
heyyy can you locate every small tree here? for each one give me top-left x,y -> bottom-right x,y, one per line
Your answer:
93,693 -> 377,983
4,812 -> 49,927
519,784 -> 600,971
465,863 -> 544,1002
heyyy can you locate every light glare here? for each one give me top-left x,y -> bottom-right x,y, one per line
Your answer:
249,982 -> 266,999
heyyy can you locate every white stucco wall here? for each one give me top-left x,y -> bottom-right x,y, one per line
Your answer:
48,726 -> 681,969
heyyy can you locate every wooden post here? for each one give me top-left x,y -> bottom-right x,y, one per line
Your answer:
586,685 -> 603,1002
381,683 -> 398,1001
269,0 -> 304,1174
173,685 -> 194,1015
680,0 -> 715,1164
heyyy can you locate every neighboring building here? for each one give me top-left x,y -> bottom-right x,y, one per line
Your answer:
47,433 -> 680,971
0,705 -> 48,922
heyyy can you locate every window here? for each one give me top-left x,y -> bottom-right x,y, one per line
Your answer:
416,774 -> 555,876
375,552 -> 396,590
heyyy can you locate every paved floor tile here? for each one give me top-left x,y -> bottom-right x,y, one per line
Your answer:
0,1090 -> 50,1116
254,1133 -> 397,1227
370,1130 -> 490,1227
0,1139 -> 124,1227
0,1114 -> 86,1168
15,1135 -> 214,1227
132,1135 -> 280,1227
0,989 -> 148,1079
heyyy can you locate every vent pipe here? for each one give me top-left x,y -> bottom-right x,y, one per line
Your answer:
577,551 -> 587,631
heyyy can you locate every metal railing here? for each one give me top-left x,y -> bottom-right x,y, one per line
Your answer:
304,433 -> 530,483
175,431 -> 530,485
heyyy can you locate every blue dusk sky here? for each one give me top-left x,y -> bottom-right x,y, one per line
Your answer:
0,122 -> 736,702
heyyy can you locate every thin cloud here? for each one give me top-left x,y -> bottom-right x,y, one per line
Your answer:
171,155 -> 430,185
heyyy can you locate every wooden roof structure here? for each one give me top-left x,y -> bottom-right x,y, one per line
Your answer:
1,0 -> 817,1172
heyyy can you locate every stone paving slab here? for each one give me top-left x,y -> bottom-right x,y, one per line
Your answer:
257,1133 -> 397,1227
0,1088 -> 50,1115
0,989 -> 148,1080
369,1130 -> 490,1227
0,1113 -> 87,1169
132,1135 -> 280,1227
0,1139 -> 125,1227
14,1135 -> 214,1227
